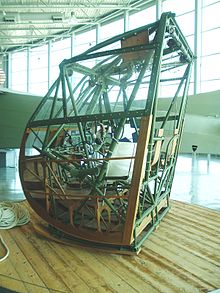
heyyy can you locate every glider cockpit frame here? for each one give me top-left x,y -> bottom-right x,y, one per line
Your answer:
19,12 -> 194,253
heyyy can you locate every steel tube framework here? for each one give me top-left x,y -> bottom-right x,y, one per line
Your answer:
19,12 -> 194,253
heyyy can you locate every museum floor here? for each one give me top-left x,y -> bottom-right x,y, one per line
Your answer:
0,153 -> 220,212
0,153 -> 220,293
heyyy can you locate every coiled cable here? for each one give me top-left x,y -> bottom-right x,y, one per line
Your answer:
0,202 -> 30,262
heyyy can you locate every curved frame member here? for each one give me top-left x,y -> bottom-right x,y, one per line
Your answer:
19,12 -> 194,253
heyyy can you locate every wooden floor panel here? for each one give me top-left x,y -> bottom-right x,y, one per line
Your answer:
0,200 -> 219,293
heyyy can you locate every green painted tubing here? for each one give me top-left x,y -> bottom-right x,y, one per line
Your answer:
42,77 -> 61,149
28,77 -> 59,125
135,205 -> 170,250
144,13 -> 170,115
28,109 -> 147,127
60,18 -> 160,66
87,85 -> 103,115
41,149 -> 97,178
65,74 -> 92,164
78,86 -> 97,114
169,16 -> 194,61
143,13 -> 169,188
135,186 -> 171,227
84,177 -> 122,217
75,56 -> 121,114
49,76 -> 61,120
103,91 -> 112,114
176,63 -> 193,130
60,43 -> 155,68
65,74 -> 78,116
96,57 -> 151,184
68,62 -> 96,76
161,65 -> 189,129
53,72 -> 88,119
61,69 -> 67,118
44,124 -> 64,150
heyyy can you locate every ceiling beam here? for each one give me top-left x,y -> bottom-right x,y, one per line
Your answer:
0,34 -> 71,39
0,4 -> 138,10
0,0 -> 150,51
0,21 -> 96,26
0,26 -> 73,30
0,43 -> 40,47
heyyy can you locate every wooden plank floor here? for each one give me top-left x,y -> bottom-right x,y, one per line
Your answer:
0,200 -> 219,293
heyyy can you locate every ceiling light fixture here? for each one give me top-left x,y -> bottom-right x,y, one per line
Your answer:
52,14 -> 63,22
3,16 -> 16,23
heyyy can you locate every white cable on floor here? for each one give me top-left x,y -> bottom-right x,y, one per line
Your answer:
0,234 -> 9,262
0,202 -> 30,262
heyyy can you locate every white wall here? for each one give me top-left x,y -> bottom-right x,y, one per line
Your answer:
158,90 -> 220,155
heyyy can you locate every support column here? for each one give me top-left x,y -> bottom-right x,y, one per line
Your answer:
0,54 -> 7,87
48,40 -> 51,89
194,0 -> 202,94
96,23 -> 100,44
71,33 -> 75,57
27,47 -> 30,92
7,53 -> 12,88
156,0 -> 162,20
124,10 -> 129,32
